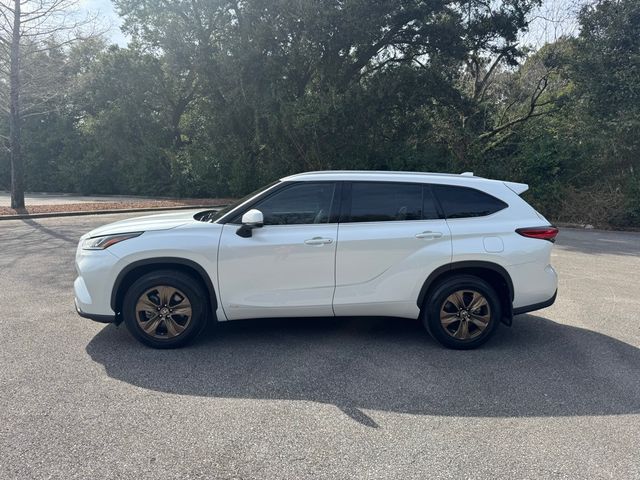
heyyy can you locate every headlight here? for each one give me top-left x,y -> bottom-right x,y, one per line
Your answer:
82,232 -> 143,250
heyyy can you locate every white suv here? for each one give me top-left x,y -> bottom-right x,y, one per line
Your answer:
74,171 -> 558,349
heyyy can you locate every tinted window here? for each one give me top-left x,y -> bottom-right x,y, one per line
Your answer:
422,186 -> 440,220
348,182 -> 438,222
433,185 -> 507,218
253,182 -> 335,225
201,181 -> 280,223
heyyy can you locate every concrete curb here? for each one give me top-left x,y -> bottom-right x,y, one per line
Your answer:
0,204 -> 223,221
554,221 -> 595,230
0,190 -> 217,201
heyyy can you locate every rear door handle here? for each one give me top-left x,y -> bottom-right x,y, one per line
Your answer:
304,237 -> 333,246
415,231 -> 443,240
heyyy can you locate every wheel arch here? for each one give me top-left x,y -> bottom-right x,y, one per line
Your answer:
111,257 -> 217,323
417,261 -> 514,325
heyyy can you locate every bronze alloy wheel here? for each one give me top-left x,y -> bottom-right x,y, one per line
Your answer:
135,285 -> 193,339
439,289 -> 491,341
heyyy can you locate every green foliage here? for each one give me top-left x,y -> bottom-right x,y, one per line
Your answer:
522,0 -> 640,226
0,0 -> 638,227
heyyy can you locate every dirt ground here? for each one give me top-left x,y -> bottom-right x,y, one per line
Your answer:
0,198 -> 233,216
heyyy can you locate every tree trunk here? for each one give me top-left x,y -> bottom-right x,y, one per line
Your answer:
9,0 -> 24,210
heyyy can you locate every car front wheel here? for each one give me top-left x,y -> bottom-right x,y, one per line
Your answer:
423,275 -> 501,349
122,270 -> 208,348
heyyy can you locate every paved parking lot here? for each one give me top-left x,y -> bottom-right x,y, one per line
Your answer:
0,213 -> 639,479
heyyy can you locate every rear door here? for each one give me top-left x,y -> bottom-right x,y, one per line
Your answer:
333,182 -> 452,318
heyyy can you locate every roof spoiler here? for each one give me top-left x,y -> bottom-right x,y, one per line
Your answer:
504,181 -> 529,195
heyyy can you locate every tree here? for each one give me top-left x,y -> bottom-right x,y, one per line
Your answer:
73,45 -> 178,195
570,0 -> 640,175
421,0 -> 572,167
0,0 -> 636,228
567,0 -> 640,225
112,0 -> 546,194
0,0 -> 98,209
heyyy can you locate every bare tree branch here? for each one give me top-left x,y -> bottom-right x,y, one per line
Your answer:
475,49 -> 508,102
479,73 -> 556,140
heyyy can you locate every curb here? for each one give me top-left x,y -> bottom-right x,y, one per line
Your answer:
0,190 -> 218,201
553,221 -> 640,232
554,222 -> 595,230
0,204 -> 223,221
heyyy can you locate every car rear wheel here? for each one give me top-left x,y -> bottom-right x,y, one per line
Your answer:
423,275 -> 501,349
122,270 -> 208,348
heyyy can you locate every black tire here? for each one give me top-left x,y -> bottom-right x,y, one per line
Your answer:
422,275 -> 501,350
122,270 -> 208,349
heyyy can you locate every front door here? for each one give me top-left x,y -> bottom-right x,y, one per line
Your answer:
218,181 -> 338,320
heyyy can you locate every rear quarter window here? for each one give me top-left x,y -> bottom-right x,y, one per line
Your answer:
433,185 -> 508,219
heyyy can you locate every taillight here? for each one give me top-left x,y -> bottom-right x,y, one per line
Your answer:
516,226 -> 559,242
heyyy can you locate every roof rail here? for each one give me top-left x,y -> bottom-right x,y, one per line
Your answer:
460,171 -> 474,176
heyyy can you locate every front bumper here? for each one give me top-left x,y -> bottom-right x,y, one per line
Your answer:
75,298 -> 115,323
74,243 -> 120,321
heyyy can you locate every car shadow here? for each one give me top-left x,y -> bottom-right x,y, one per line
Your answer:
86,315 -> 640,427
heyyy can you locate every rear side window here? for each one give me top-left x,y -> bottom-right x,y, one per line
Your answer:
433,185 -> 507,219
347,182 -> 439,222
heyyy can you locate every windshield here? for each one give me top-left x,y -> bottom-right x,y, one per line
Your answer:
194,181 -> 280,223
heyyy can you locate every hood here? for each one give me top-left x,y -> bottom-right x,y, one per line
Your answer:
85,210 -> 202,238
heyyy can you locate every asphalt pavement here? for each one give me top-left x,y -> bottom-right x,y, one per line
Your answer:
0,213 -> 638,479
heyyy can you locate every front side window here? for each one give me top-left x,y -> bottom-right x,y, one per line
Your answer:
433,185 -> 508,218
200,181 -> 280,223
252,182 -> 336,225
347,182 -> 437,222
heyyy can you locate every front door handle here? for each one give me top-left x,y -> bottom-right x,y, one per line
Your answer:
415,231 -> 443,240
304,237 -> 333,246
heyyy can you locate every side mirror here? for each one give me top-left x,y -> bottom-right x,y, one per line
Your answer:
236,209 -> 264,238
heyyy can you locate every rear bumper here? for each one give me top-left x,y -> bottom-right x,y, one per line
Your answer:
513,289 -> 557,316
75,298 -> 116,323
510,262 -> 558,310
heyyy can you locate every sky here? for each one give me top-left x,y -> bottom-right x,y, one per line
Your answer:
523,0 -> 583,47
79,0 -> 128,46
79,0 -> 583,50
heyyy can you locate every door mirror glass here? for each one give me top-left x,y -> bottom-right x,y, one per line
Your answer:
237,209 -> 264,237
